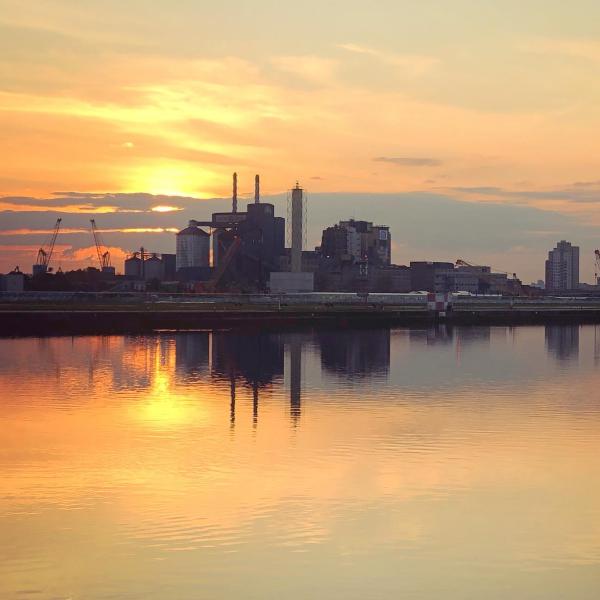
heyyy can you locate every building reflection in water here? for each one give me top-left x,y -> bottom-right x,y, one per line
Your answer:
318,329 -> 390,379
454,326 -> 491,345
545,325 -> 580,362
210,331 -> 285,427
108,324 -> 589,427
409,324 -> 454,346
210,332 -> 284,388
287,333 -> 308,426
2,324 -> 595,430
151,329 -> 393,427
175,333 -> 209,380
409,325 -> 493,350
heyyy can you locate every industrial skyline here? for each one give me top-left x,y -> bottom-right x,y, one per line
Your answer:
2,2 -> 600,281
4,183 -> 600,285
4,174 -> 598,290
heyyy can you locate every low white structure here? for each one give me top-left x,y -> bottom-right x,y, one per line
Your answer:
269,272 -> 314,293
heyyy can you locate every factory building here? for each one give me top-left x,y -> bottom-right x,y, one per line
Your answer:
411,261 -> 509,294
434,267 -> 483,294
311,218 -> 397,292
143,254 -> 164,281
321,219 -> 391,266
176,223 -> 210,270
207,202 -> 285,284
234,202 -> 285,271
410,262 -> 455,292
181,174 -> 287,291
320,224 -> 350,261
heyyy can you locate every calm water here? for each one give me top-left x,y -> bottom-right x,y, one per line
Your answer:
1,324 -> 600,599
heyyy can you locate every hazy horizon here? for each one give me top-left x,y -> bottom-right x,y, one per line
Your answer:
1,188 -> 597,283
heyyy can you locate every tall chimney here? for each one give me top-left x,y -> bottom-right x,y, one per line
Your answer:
232,172 -> 238,213
255,174 -> 260,204
291,182 -> 303,273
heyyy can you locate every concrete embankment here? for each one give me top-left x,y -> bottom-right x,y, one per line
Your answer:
3,293 -> 600,335
0,304 -> 430,335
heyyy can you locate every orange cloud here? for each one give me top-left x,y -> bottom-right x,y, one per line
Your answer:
62,244 -> 129,265
0,227 -> 179,235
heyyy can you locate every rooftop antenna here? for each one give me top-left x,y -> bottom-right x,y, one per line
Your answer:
255,174 -> 260,204
232,172 -> 238,213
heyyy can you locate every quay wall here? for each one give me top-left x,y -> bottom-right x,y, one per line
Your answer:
3,292 -> 600,335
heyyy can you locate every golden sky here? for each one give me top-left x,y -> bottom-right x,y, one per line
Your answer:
2,1 -> 600,278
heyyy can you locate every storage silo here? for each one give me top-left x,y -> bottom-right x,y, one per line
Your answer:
144,254 -> 164,281
124,254 -> 142,277
176,222 -> 210,270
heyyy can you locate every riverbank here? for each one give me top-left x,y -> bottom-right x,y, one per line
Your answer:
3,295 -> 600,335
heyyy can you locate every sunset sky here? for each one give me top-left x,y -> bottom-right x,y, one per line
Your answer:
2,1 -> 600,281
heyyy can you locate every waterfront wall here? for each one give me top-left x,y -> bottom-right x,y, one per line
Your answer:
3,291 -> 600,335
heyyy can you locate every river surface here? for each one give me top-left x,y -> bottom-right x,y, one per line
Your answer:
1,324 -> 600,599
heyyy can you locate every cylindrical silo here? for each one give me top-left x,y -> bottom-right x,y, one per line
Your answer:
176,222 -> 210,270
124,255 -> 142,277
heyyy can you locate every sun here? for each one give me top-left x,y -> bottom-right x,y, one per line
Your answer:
124,163 -> 223,198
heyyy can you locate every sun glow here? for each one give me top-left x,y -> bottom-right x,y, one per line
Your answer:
151,205 -> 181,213
125,164 -> 223,198
132,339 -> 211,429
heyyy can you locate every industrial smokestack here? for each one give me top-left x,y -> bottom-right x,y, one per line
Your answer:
255,174 -> 260,204
232,172 -> 238,213
291,182 -> 303,273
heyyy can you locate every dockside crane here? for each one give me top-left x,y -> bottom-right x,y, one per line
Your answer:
90,219 -> 112,271
594,250 -> 600,285
33,218 -> 62,275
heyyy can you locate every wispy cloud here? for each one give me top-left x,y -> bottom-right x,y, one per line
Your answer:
271,55 -> 338,85
0,227 -> 179,235
521,37 -> 600,63
374,157 -> 442,167
337,43 -> 439,74
0,192 -> 196,214
0,200 -> 142,213
572,180 -> 600,188
449,184 -> 600,203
